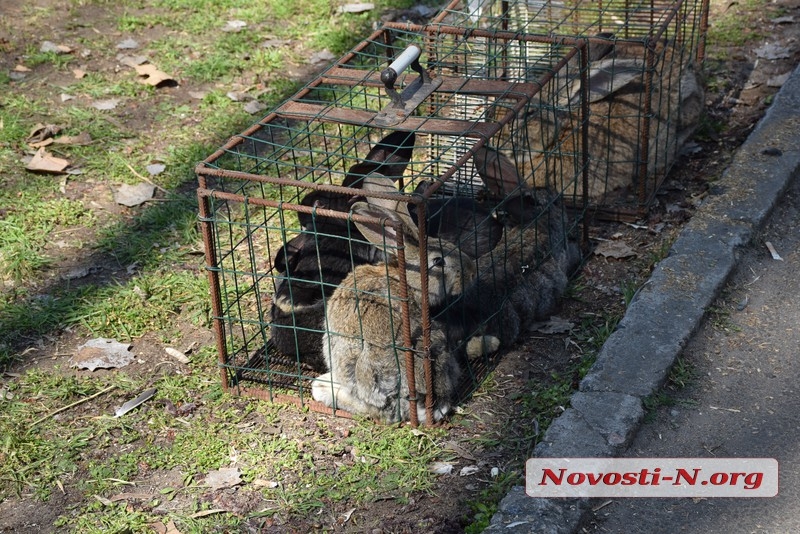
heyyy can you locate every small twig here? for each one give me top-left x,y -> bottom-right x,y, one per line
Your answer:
126,163 -> 169,195
28,384 -> 117,429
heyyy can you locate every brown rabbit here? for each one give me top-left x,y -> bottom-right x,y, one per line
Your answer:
311,199 -> 477,423
503,37 -> 703,203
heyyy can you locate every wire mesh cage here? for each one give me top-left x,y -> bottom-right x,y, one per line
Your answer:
196,24 -> 587,425
428,0 -> 709,220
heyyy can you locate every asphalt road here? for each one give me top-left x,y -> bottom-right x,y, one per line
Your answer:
586,173 -> 800,533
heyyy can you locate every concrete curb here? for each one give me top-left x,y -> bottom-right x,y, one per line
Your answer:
484,61 -> 800,533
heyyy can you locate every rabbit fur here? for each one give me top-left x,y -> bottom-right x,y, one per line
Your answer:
269,132 -> 415,371
311,199 -> 477,423
503,36 -> 704,203
436,148 -> 582,358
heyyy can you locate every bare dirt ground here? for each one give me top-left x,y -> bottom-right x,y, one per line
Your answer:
1,0 -> 799,532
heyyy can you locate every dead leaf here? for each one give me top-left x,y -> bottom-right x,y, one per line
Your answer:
40,41 -> 72,54
134,63 -> 176,87
190,509 -> 228,519
253,479 -> 279,488
116,38 -> 139,50
244,100 -> 267,114
459,465 -> 480,476
54,132 -> 92,146
26,123 -> 62,145
93,494 -> 113,506
204,467 -> 242,490
443,440 -> 477,461
146,163 -> 166,175
60,93 -> 75,102
70,338 -> 133,371
531,316 -> 575,334
115,388 -> 157,417
430,461 -> 455,475
149,520 -> 183,534
114,183 -> 155,206
765,241 -> 783,261
165,347 -> 190,364
72,68 -> 86,79
309,49 -> 336,65
13,64 -> 31,72
594,240 -> 637,259
118,54 -> 148,68
26,147 -> 70,173
337,3 -> 375,14
91,98 -> 120,110
754,42 -> 791,60
222,20 -> 247,32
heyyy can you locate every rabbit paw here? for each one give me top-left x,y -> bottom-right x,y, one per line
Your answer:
416,402 -> 452,424
466,335 -> 501,358
311,373 -> 339,407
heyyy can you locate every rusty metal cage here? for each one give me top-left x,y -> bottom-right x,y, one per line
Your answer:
427,0 -> 709,220
196,24 -> 588,425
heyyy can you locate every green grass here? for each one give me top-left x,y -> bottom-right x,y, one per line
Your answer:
0,0 -> 600,530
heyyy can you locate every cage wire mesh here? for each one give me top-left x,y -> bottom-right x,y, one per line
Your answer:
428,0 -> 709,220
196,24 -> 587,425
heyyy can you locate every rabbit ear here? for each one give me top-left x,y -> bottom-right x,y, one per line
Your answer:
350,201 -> 416,252
472,145 -> 523,198
361,173 -> 417,228
365,131 -> 416,181
583,57 -> 645,103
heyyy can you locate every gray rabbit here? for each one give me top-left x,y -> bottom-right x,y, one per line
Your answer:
311,198 -> 477,423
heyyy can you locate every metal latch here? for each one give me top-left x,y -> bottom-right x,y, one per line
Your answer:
373,45 -> 442,127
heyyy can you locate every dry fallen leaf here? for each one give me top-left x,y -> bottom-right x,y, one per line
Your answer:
134,63 -> 176,87
72,68 -> 86,79
70,338 -> 133,371
594,240 -> 637,259
116,38 -> 139,49
53,132 -> 92,146
13,64 -> 31,72
26,123 -> 62,145
26,147 -> 70,173
244,100 -> 267,114
114,183 -> 155,207
91,98 -> 120,110
222,20 -> 247,32
531,316 -> 575,334
204,467 -> 242,490
118,54 -> 148,68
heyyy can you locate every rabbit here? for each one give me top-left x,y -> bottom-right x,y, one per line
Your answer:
268,132 -> 415,371
502,35 -> 704,203
311,199 -> 477,423
435,149 -> 582,359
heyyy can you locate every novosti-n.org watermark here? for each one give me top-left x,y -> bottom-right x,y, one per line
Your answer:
527,458 -> 778,497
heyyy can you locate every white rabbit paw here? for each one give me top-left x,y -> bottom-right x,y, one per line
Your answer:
311,373 -> 338,407
466,335 -> 501,358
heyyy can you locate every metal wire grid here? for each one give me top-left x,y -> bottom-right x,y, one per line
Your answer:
427,0 -> 709,220
196,24 -> 588,425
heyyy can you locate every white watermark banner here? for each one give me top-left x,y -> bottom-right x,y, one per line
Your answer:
526,458 -> 778,498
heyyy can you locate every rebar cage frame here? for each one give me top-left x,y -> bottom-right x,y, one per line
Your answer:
196,22 -> 591,425
428,0 -> 710,220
